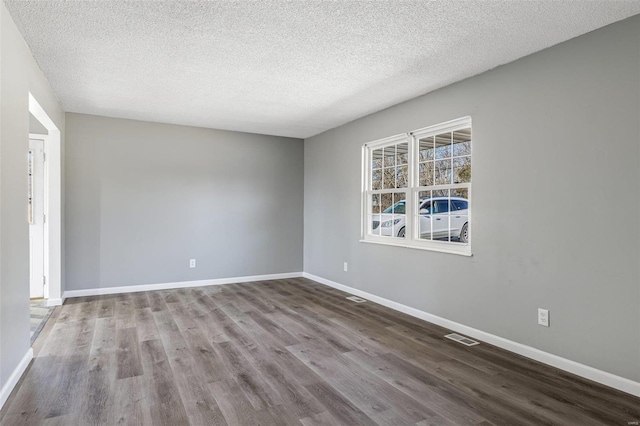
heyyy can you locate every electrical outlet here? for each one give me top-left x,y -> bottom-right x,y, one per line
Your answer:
538,308 -> 549,327
190,259 -> 196,268
343,262 -> 348,272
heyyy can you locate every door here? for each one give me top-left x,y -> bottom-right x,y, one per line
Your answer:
29,139 -> 45,299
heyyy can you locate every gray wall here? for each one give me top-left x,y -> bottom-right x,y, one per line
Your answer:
0,2 -> 65,391
65,113 -> 303,291
304,16 -> 640,381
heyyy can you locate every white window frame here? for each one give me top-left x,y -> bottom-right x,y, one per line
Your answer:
360,116 -> 472,256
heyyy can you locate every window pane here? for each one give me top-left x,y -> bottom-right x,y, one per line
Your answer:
369,215 -> 381,236
372,149 -> 383,169
383,168 -> 395,189
450,188 -> 469,243
381,193 -> 393,211
434,159 -> 451,184
451,199 -> 468,211
450,215 -> 469,243
393,192 -> 406,238
419,216 -> 432,240
432,188 -> 449,199
372,169 -> 382,190
397,142 -> 409,165
433,199 -> 450,214
453,128 -> 471,156
396,165 -> 408,188
374,194 -> 395,237
392,193 -> 406,211
418,190 -> 431,211
382,199 -> 405,214
418,190 -> 432,240
379,192 -> 406,238
453,156 -> 471,183
451,188 -> 469,201
419,136 -> 434,161
371,194 -> 381,214
435,132 -> 452,159
419,161 -> 433,186
433,213 -> 450,241
431,189 -> 450,241
383,146 -> 395,167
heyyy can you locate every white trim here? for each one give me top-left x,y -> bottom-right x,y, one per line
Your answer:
0,348 -> 33,411
28,94 -> 62,306
359,238 -> 473,256
46,298 -> 64,307
363,132 -> 408,149
302,272 -> 640,398
360,143 -> 368,238
411,116 -> 472,138
63,272 -> 303,299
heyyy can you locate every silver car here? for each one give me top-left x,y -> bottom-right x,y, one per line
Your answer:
373,197 -> 469,243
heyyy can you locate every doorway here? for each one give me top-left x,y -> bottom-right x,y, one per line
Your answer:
28,93 -> 62,308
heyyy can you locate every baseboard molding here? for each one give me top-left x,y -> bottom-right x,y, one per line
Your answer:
0,348 -> 33,411
46,298 -> 64,307
63,272 -> 303,299
302,272 -> 640,398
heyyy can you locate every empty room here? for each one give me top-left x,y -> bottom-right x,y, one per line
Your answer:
0,1 -> 639,425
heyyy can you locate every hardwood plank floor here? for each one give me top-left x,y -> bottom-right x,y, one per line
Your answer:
1,278 -> 638,425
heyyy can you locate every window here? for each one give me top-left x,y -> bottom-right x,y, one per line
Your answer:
361,117 -> 471,255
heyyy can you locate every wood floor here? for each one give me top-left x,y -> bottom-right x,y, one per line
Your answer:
1,278 -> 638,425
29,300 -> 54,345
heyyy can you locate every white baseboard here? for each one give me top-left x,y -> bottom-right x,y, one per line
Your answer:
0,348 -> 33,411
302,272 -> 640,398
46,298 -> 64,307
63,272 -> 303,299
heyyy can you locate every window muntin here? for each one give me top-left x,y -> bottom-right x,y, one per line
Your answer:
362,117 -> 471,255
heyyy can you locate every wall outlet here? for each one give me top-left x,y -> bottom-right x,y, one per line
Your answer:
538,308 -> 549,327
189,259 -> 196,268
343,262 -> 348,272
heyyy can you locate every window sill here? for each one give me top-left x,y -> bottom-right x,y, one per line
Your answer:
359,238 -> 473,257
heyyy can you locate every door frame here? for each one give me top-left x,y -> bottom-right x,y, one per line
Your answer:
29,93 -> 62,306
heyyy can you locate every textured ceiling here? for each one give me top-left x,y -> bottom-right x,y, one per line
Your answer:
5,1 -> 640,138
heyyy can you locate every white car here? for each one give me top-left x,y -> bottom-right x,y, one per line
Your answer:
372,197 -> 469,243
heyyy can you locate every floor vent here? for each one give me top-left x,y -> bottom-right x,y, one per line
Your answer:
346,296 -> 367,303
445,333 -> 479,346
